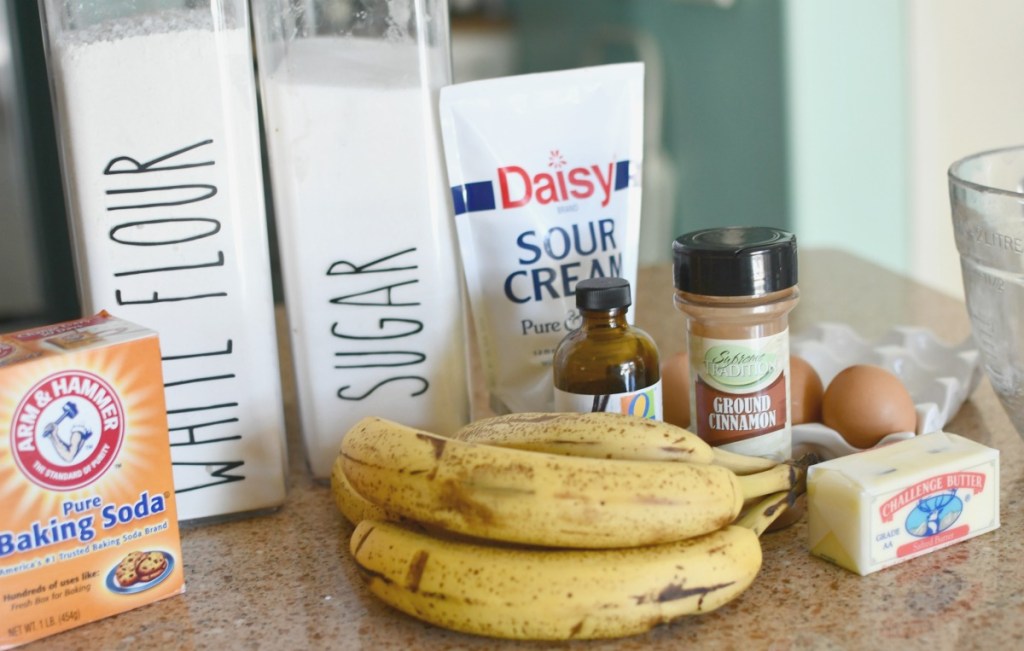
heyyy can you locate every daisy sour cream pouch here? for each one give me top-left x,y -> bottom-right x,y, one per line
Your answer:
439,63 -> 644,413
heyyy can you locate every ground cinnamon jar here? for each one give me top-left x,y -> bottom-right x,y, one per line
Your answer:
672,227 -> 798,462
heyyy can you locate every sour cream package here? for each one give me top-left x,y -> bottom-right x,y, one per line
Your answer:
439,64 -> 645,414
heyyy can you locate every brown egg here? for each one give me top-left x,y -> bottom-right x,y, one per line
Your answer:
660,351 -> 691,429
821,364 -> 917,449
789,354 -> 824,425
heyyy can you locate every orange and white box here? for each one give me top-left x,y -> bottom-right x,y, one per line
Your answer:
1,312 -> 184,649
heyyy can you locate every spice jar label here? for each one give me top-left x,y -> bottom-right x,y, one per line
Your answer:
690,332 -> 790,454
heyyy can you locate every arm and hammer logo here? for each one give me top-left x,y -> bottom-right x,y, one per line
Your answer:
10,370 -> 125,491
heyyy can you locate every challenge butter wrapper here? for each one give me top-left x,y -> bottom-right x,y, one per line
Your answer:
1,312 -> 184,649
808,431 -> 999,576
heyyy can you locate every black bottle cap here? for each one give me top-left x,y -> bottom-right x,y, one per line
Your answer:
673,226 -> 797,297
575,277 -> 631,311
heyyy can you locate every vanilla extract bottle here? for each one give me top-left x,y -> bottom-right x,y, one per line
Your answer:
553,277 -> 662,418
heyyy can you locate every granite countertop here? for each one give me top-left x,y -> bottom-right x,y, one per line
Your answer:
30,249 -> 1024,650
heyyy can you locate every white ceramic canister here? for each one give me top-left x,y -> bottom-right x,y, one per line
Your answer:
251,0 -> 470,477
38,0 -> 288,520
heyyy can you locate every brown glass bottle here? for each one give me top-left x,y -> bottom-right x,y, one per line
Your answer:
553,277 -> 661,418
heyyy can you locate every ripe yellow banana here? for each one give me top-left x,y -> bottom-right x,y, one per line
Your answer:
340,416 -> 802,548
349,491 -> 792,641
329,414 -> 786,528
331,453 -> 392,526
330,411 -> 778,527
452,411 -> 777,474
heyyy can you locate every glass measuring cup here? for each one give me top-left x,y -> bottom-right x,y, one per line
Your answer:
949,145 -> 1024,436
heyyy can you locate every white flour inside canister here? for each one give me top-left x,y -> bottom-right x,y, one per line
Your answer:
49,9 -> 288,519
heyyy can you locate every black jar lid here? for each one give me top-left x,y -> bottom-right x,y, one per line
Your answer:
672,226 -> 797,297
576,277 -> 631,310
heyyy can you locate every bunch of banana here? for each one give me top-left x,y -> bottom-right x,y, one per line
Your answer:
340,415 -> 801,548
333,411 -> 809,640
350,490 -> 793,640
331,411 -> 785,528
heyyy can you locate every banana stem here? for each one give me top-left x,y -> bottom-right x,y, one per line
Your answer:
735,490 -> 792,537
734,462 -> 805,500
711,447 -> 778,475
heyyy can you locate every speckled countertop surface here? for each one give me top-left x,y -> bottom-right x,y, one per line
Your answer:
26,250 -> 1024,650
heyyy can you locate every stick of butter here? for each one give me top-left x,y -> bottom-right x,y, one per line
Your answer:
808,431 -> 999,575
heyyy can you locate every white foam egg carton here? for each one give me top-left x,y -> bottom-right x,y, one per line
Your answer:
790,322 -> 982,460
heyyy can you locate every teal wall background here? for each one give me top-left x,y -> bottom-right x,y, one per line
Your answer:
510,0 -> 911,278
513,0 -> 790,250
783,0 -> 908,277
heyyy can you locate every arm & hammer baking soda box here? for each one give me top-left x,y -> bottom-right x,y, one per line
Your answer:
1,312 -> 184,649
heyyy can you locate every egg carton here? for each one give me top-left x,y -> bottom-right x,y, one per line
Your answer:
790,322 -> 982,459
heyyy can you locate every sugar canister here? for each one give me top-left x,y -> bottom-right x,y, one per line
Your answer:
250,0 -> 470,477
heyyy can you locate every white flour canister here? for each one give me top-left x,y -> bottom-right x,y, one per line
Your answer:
37,0 -> 288,520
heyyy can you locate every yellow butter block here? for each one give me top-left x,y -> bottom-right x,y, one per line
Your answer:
808,431 -> 999,576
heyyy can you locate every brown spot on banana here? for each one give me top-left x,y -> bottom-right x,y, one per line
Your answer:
437,480 -> 496,524
735,490 -> 794,536
633,495 -> 682,506
660,445 -> 699,456
652,580 -> 738,607
705,542 -> 733,556
405,550 -> 429,592
417,432 -> 447,459
350,523 -> 376,557
356,566 -> 394,586
341,450 -> 424,479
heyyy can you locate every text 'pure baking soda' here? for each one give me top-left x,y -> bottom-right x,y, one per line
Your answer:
439,64 -> 645,414
0,313 -> 184,650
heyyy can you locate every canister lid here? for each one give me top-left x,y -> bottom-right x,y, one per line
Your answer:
575,277 -> 631,310
672,226 -> 797,297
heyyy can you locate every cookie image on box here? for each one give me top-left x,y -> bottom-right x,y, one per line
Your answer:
108,550 -> 174,593
114,551 -> 146,587
136,551 -> 168,582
